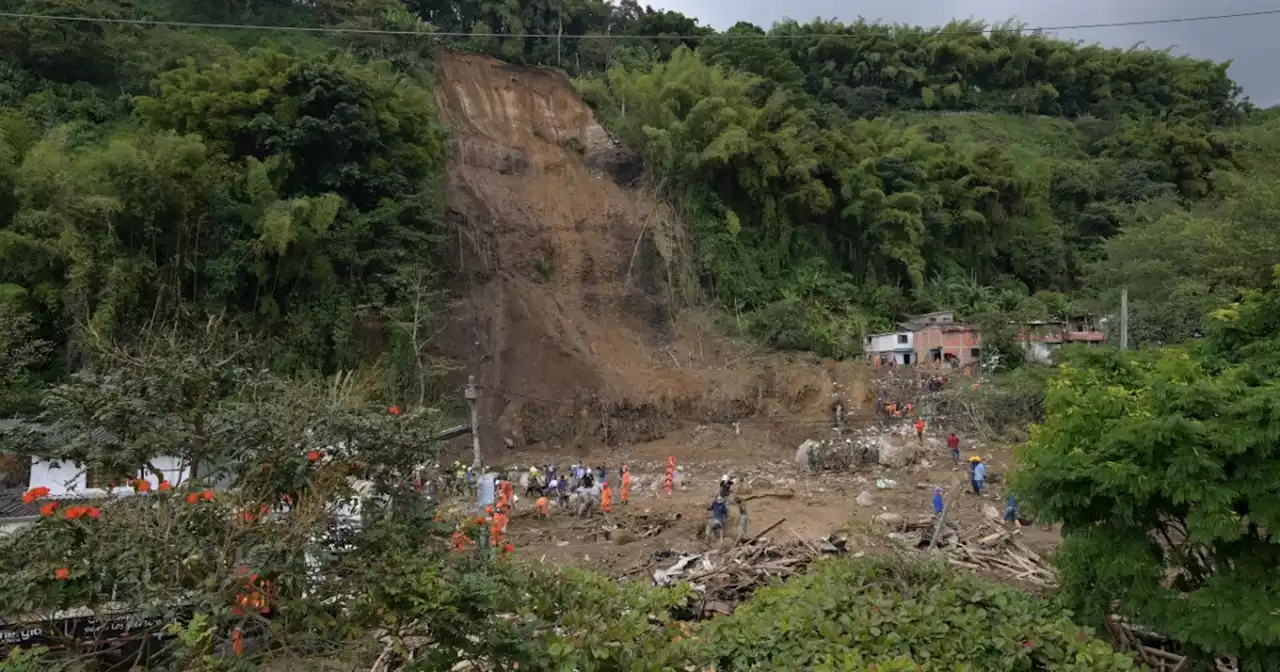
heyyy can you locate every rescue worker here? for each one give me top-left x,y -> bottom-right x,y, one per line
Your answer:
501,478 -> 516,510
452,524 -> 472,552
707,496 -> 728,543
620,465 -> 632,505
932,486 -> 944,517
947,432 -> 961,463
453,461 -> 467,495
600,481 -> 612,513
735,496 -> 748,541
719,474 -> 734,498
914,416 -> 926,443
969,456 -> 986,496
1004,494 -> 1020,528
535,495 -> 550,518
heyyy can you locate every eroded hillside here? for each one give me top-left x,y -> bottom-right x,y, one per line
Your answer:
433,52 -> 869,451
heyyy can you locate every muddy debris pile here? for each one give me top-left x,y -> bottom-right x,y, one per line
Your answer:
630,528 -> 850,617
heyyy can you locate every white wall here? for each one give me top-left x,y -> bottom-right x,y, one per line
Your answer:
0,519 -> 32,537
29,455 -> 192,497
1023,342 -> 1056,364
867,332 -> 913,353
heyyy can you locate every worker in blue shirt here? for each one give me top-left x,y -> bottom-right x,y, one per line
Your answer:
707,496 -> 729,542
1004,494 -> 1020,528
969,456 -> 986,495
932,486 -> 944,516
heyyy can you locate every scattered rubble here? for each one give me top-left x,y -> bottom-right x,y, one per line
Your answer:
622,526 -> 849,617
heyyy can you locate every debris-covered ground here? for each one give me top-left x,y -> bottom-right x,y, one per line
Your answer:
441,418 -> 1062,596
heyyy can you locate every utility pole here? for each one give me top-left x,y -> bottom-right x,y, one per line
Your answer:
1120,288 -> 1129,350
465,375 -> 481,469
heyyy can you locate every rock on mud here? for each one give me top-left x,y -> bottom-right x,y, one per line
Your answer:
855,490 -> 874,507
876,437 -> 917,468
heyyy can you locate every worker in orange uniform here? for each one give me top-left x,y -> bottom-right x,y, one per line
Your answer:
452,524 -> 472,552
500,479 -> 516,511
620,465 -> 631,505
601,481 -> 613,513
490,507 -> 509,548
914,416 -> 926,443
534,495 -> 550,518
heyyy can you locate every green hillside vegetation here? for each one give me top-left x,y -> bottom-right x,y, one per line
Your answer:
1,0 -> 1274,408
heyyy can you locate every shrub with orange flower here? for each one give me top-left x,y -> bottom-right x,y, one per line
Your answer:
22,486 -> 50,504
185,493 -> 200,505
134,479 -> 152,493
201,489 -> 214,501
54,567 -> 70,580
158,480 -> 171,491
39,501 -> 60,517
307,450 -> 322,462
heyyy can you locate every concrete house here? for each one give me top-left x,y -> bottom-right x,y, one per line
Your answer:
1019,316 -> 1106,363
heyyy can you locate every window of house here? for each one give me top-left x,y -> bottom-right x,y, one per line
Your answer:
970,348 -> 981,358
896,334 -> 908,344
86,466 -> 138,490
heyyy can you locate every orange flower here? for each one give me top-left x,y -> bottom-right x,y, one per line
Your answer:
22,487 -> 50,504
239,511 -> 255,524
86,507 -> 101,520
389,406 -> 401,416
39,501 -> 60,517
134,479 -> 152,493
54,567 -> 70,580
201,489 -> 214,502
158,480 -> 171,492
185,493 -> 200,505
307,451 -> 321,462
64,506 -> 84,520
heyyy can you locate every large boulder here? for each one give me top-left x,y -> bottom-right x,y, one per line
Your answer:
876,436 -> 917,468
795,439 -> 821,471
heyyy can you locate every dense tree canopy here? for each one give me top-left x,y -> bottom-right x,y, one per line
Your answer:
1013,272 -> 1280,668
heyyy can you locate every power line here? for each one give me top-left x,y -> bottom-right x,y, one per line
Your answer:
1,9 -> 1278,40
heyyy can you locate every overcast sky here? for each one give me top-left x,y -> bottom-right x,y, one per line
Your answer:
652,0 -> 1280,105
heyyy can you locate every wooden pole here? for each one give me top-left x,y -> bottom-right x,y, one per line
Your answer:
466,375 -> 481,469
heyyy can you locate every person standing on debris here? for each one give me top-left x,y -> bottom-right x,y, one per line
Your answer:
969,456 -> 986,496
719,474 -> 734,498
707,496 -> 728,543
597,463 -> 609,488
932,486 -> 944,517
914,416 -> 926,443
501,478 -> 516,510
601,480 -> 613,513
620,465 -> 631,505
947,432 -> 961,463
1004,494 -> 1020,528
735,496 -> 748,541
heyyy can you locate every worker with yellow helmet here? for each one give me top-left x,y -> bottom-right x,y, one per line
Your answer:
969,455 -> 985,496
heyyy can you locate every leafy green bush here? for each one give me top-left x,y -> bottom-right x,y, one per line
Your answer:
700,556 -> 1134,671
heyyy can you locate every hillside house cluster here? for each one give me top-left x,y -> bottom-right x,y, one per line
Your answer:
864,311 -> 1105,368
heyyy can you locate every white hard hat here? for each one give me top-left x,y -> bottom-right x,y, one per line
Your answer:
721,474 -> 729,481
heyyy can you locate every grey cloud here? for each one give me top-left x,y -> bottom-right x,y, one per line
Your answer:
654,0 -> 1280,105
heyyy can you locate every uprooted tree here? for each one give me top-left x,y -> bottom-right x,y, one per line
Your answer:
1013,267 -> 1280,670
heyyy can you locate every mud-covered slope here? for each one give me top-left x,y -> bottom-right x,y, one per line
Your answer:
434,52 -> 868,451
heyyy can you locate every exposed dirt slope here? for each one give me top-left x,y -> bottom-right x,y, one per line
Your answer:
434,52 -> 869,453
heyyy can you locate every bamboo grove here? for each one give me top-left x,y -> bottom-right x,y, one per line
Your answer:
1,0 -> 1276,409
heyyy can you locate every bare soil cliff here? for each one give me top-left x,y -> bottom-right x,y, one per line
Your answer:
434,52 -> 868,453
